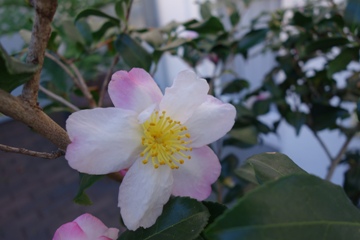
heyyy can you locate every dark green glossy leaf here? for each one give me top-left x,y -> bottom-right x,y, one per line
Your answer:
244,152 -> 306,184
202,201 -> 227,226
75,19 -> 93,46
327,47 -> 359,77
234,162 -> 258,185
73,173 -> 104,205
252,99 -> 271,115
93,21 -> 117,42
237,28 -> 268,57
221,79 -> 249,94
75,8 -> 120,26
230,11 -> 240,27
0,44 -> 38,92
310,103 -> 349,131
119,197 -> 210,240
345,0 -> 360,27
305,37 -> 349,53
228,126 -> 258,146
292,11 -> 312,28
205,174 -> 360,240
285,111 -> 307,135
185,17 -> 225,34
114,33 -> 152,71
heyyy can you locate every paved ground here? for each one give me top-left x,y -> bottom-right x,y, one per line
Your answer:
0,113 -> 122,240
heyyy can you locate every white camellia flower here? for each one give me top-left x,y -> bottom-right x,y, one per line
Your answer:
65,68 -> 236,230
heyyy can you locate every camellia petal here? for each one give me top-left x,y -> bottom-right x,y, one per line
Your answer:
109,68 -> 163,113
53,213 -> 119,240
171,146 -> 221,200
118,160 -> 173,230
159,70 -> 209,123
66,108 -> 142,174
74,214 -> 119,239
185,95 -> 236,148
53,222 -> 87,240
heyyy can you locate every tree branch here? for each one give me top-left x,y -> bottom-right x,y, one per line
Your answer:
22,0 -> 58,104
0,89 -> 70,150
311,129 -> 334,162
325,134 -> 354,181
0,143 -> 64,159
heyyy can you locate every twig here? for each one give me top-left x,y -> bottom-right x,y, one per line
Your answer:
325,134 -> 354,181
45,52 -> 79,85
67,61 -> 97,108
0,143 -> 64,159
98,54 -> 119,107
39,86 -> 80,112
311,129 -> 334,162
22,0 -> 58,105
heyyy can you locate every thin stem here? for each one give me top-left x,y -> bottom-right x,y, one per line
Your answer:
0,143 -> 64,159
311,129 -> 334,162
45,52 -> 78,85
98,54 -> 119,107
325,134 -> 354,181
67,62 -> 97,108
39,86 -> 80,112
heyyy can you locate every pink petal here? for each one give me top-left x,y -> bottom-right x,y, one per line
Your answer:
53,222 -> 87,240
172,146 -> 221,200
74,213 -> 118,239
159,70 -> 209,123
185,96 -> 236,148
109,68 -> 163,113
66,108 -> 142,174
118,160 -> 173,230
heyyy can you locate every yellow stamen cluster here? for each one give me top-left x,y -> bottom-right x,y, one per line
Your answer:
140,110 -> 192,169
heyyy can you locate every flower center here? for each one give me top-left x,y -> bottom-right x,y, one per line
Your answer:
140,110 -> 192,169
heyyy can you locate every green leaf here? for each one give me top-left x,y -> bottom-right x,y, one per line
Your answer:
114,33 -> 152,71
158,38 -> 189,51
252,99 -> 271,115
0,44 -> 38,92
285,111 -> 307,135
305,37 -> 349,54
75,19 -> 93,46
292,11 -> 312,28
327,47 -> 359,77
228,126 -> 258,146
141,29 -> 163,48
115,0 -> 131,21
73,173 -> 104,205
234,162 -> 258,185
185,17 -> 225,34
119,197 -> 210,240
205,174 -> 360,240
345,0 -> 360,27
93,21 -> 117,42
237,28 -> 268,57
310,103 -> 349,131
200,1 -> 212,20
221,79 -> 249,94
230,11 -> 241,27
202,201 -> 227,226
244,152 -> 306,184
75,8 -> 120,26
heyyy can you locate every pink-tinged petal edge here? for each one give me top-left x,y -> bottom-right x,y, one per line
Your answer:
65,108 -> 142,175
53,222 -> 87,240
53,214 -> 119,240
159,70 -> 209,123
185,95 -> 236,148
119,160 -> 173,230
109,68 -> 163,113
172,146 -> 221,200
